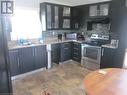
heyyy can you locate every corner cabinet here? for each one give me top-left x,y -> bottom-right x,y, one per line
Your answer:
40,2 -> 71,31
60,42 -> 72,62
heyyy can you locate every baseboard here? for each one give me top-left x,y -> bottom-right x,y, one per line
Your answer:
11,68 -> 46,80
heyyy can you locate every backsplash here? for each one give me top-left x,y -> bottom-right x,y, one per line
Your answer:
79,21 -> 110,37
42,30 -> 78,38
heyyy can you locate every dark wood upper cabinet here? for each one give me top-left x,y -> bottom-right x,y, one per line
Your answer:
54,6 -> 59,29
63,7 -> 71,17
46,4 -> 52,29
89,3 -> 109,17
89,5 -> 98,17
99,4 -> 109,16
40,2 -> 71,30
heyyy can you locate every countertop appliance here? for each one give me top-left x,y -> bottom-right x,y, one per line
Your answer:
57,34 -> 62,41
65,33 -> 77,40
81,34 -> 110,70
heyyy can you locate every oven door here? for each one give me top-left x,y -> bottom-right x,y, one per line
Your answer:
82,45 -> 101,64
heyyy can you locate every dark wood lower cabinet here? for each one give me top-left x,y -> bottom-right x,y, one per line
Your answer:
60,42 -> 72,62
100,47 -> 117,69
9,49 -> 20,76
9,45 -> 48,76
34,46 -> 47,69
51,42 -> 81,64
9,42 -> 82,76
72,42 -> 81,62
51,43 -> 60,64
19,47 -> 35,74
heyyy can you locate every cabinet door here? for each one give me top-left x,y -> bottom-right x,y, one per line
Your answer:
51,43 -> 60,64
54,6 -> 59,29
9,50 -> 20,76
19,47 -> 35,74
100,48 -> 115,68
60,42 -> 72,62
99,4 -> 109,16
34,46 -> 47,69
72,42 -> 81,62
40,3 -> 46,31
89,5 -> 98,16
62,19 -> 71,29
63,7 -> 71,17
46,4 -> 53,29
71,7 -> 81,29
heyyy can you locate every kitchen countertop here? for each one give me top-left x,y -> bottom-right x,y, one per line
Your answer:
9,38 -> 117,50
8,39 -> 83,50
101,44 -> 118,49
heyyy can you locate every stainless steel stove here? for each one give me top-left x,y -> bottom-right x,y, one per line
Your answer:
81,34 -> 110,70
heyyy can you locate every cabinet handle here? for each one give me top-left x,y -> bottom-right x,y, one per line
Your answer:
17,58 -> 20,67
63,43 -> 70,45
64,48 -> 69,50
52,23 -> 54,28
73,52 -> 78,56
73,57 -> 79,60
34,48 -> 37,56
102,48 -> 104,56
10,50 -> 18,53
73,48 -> 79,51
33,48 -> 35,56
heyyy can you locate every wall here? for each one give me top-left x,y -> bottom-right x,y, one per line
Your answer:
14,0 -> 111,8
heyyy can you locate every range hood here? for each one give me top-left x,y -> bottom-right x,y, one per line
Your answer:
87,17 -> 110,24
87,17 -> 110,31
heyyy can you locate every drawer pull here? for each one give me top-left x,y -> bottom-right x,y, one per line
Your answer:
74,43 -> 79,45
73,48 -> 79,50
64,48 -> 69,50
73,52 -> 78,55
17,58 -> 20,67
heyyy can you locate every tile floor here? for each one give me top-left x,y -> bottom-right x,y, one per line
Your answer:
12,61 -> 91,95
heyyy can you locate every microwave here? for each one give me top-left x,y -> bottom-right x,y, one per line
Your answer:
65,33 -> 77,40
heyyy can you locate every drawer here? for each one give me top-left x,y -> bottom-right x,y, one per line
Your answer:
61,42 -> 72,48
73,47 -> 81,54
73,52 -> 81,58
81,60 -> 100,71
73,42 -> 81,48
72,56 -> 81,62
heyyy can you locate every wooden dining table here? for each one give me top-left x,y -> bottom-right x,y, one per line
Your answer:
84,68 -> 127,95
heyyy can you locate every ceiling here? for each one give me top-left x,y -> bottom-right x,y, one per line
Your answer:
14,0 -> 111,8
47,0 -> 111,6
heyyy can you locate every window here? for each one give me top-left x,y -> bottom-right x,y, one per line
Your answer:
11,8 -> 42,40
